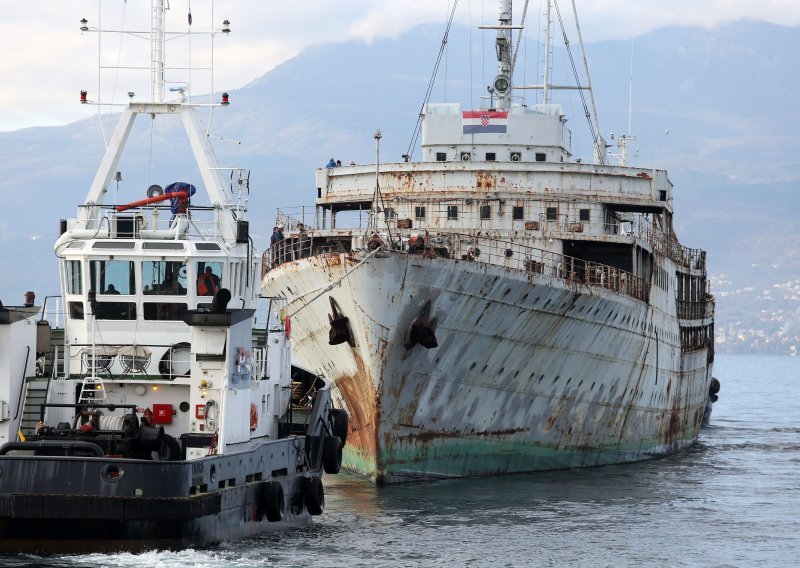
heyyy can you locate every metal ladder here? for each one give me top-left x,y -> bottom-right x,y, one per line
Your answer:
78,375 -> 106,403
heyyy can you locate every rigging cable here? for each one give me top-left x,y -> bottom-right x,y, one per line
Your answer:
569,0 -> 603,162
510,0 -> 531,81
553,1 -> 598,161
404,0 -> 459,160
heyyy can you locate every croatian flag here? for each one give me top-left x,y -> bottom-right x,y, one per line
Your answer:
462,110 -> 509,134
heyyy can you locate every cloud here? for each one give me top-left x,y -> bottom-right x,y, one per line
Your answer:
4,0 -> 800,131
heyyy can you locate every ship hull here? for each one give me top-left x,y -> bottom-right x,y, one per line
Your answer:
0,437 -> 319,553
265,251 -> 712,484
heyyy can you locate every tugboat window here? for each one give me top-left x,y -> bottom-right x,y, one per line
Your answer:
196,262 -> 224,297
546,207 -> 558,221
415,206 -> 426,221
447,205 -> 459,220
144,302 -> 188,321
90,260 -> 135,295
65,260 -> 82,294
384,207 -> 396,220
68,301 -> 84,320
436,152 -> 447,162
480,205 -> 491,220
512,206 -> 524,220
142,260 -> 187,296
95,302 -> 137,320
485,152 -> 496,161
580,208 -> 590,222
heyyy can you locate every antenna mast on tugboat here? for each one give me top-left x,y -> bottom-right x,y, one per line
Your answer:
151,0 -> 167,103
73,0 -> 240,242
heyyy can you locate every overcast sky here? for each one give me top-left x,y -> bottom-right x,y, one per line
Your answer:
2,0 -> 797,132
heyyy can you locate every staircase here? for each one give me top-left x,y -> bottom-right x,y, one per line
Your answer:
19,381 -> 50,438
18,331 -> 66,439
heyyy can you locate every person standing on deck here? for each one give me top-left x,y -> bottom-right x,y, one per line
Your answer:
270,224 -> 286,265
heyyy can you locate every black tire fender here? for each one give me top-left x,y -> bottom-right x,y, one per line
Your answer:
330,408 -> 349,446
305,476 -> 324,515
263,480 -> 285,523
323,436 -> 343,474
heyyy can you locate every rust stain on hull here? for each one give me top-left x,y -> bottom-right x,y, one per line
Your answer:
333,350 -> 379,471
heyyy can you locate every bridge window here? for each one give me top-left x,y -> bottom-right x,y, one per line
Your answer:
65,260 -> 82,295
512,206 -> 524,220
536,152 -> 546,162
196,262 -> 224,297
546,207 -> 558,221
415,206 -> 426,221
143,260 -> 187,296
144,302 -> 188,321
95,302 -> 137,320
485,152 -> 496,161
68,301 -> 84,320
90,260 -> 135,295
447,205 -> 459,220
480,205 -> 491,220
436,152 -> 447,162
579,209 -> 590,222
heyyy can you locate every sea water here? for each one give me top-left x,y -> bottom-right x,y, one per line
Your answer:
4,354 -> 798,567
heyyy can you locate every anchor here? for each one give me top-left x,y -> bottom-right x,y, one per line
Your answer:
328,297 -> 354,347
404,299 -> 438,349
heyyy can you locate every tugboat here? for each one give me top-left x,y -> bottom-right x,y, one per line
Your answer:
0,1 -> 346,552
262,0 -> 718,484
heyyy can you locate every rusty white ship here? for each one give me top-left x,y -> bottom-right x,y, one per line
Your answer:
261,0 -> 718,484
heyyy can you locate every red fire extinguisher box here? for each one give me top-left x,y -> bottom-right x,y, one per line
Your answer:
153,403 -> 173,424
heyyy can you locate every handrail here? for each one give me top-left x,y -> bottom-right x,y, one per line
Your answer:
12,347 -> 31,421
262,231 -> 651,303
42,344 -> 60,424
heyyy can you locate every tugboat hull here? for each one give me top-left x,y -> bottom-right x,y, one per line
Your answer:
0,434 -> 326,552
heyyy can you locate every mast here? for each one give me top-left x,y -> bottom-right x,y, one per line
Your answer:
151,0 -> 166,103
543,0 -> 552,104
494,0 -> 513,110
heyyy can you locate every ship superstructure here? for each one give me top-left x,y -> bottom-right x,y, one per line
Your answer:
261,0 -> 716,483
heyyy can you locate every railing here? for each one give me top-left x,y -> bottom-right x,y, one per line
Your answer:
67,205 -> 226,241
676,296 -> 715,321
275,201 -> 706,273
40,295 -> 64,328
66,342 -> 187,380
637,219 -> 706,271
262,231 -> 650,303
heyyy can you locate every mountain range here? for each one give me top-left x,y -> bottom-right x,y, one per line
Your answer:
0,19 -> 796,354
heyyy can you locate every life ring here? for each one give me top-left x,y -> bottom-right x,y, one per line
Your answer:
249,403 -> 258,432
323,436 -> 343,474
304,476 -> 324,516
